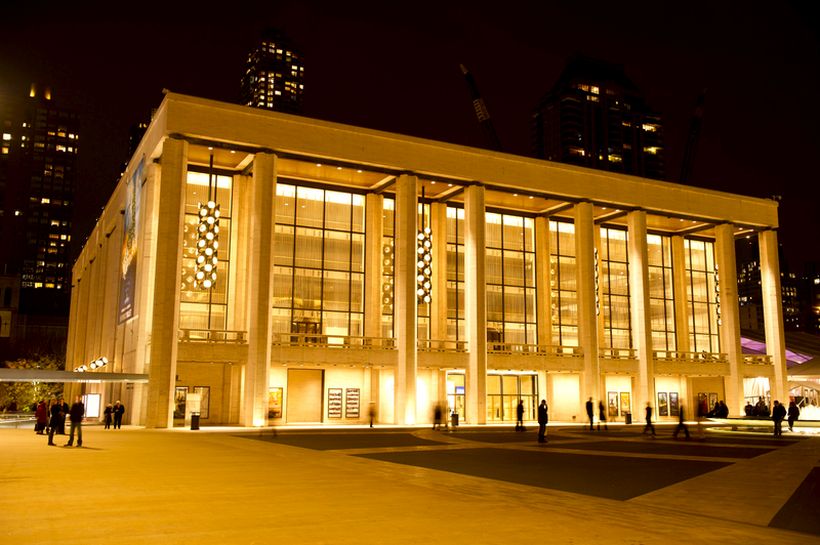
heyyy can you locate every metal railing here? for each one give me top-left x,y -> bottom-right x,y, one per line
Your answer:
178,329 -> 247,343
271,333 -> 397,350
653,350 -> 729,363
743,354 -> 773,365
486,342 -> 582,358
600,347 -> 637,360
418,339 -> 467,352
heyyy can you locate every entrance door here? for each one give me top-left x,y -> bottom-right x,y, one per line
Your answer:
287,369 -> 324,423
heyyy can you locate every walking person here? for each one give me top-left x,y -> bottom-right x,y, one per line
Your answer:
515,400 -> 525,431
586,397 -> 594,431
103,403 -> 113,429
673,404 -> 690,440
47,399 -> 64,446
771,400 -> 787,437
432,402 -> 442,431
787,401 -> 800,432
113,400 -> 125,429
597,400 -> 608,431
642,402 -> 656,437
537,399 -> 549,443
65,396 -> 85,447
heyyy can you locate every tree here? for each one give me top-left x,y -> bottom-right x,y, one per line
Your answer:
0,355 -> 64,412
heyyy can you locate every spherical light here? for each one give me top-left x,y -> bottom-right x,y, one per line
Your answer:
196,271 -> 205,280
203,279 -> 212,288
207,201 -> 216,209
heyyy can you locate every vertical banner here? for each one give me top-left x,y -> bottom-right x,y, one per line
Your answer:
118,160 -> 143,323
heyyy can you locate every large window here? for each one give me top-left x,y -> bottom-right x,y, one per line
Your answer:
486,374 -> 538,422
648,234 -> 676,350
272,182 -> 365,340
180,170 -> 233,330
600,227 -> 631,349
486,212 -> 536,345
685,239 -> 720,352
549,220 -> 578,346
446,206 -> 465,340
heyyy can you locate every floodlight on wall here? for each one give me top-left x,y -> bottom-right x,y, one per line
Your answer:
194,154 -> 220,290
74,356 -> 109,372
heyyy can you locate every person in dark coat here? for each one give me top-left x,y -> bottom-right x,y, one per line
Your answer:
585,397 -> 594,431
35,400 -> 48,434
744,402 -> 754,416
103,403 -> 113,429
515,400 -> 525,431
113,400 -> 125,429
717,400 -> 729,418
47,399 -> 64,446
57,398 -> 69,434
65,396 -> 85,447
771,400 -> 787,437
787,401 -> 800,432
642,402 -> 656,437
537,399 -> 549,443
597,400 -> 608,431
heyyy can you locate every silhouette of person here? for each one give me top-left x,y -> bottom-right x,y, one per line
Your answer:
65,396 -> 85,447
113,400 -> 125,429
537,399 -> 549,443
515,400 -> 525,431
103,403 -> 113,429
586,397 -> 594,430
47,399 -> 63,446
368,402 -> 376,428
433,403 -> 442,431
597,400 -> 608,431
673,404 -> 690,440
642,402 -> 656,437
787,401 -> 800,432
771,400 -> 786,437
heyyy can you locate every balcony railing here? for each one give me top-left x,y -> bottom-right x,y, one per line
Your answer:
178,329 -> 247,343
271,333 -> 396,350
418,339 -> 467,352
487,342 -> 582,358
600,347 -> 637,360
653,350 -> 729,363
743,354 -> 773,365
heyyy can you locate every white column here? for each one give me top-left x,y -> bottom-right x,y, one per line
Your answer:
394,174 -> 418,425
145,137 -> 187,428
715,224 -> 743,415
364,193 -> 385,418
464,185 -> 487,424
671,236 -> 691,353
243,152 -> 277,427
759,230 -> 788,402
535,217 -> 552,347
628,211 -> 655,408
575,202 -> 599,405
430,203 -> 449,342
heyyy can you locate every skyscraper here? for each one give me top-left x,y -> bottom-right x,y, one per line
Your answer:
0,83 -> 77,355
532,56 -> 664,179
241,29 -> 305,113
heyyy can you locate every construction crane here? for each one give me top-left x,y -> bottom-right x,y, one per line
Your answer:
460,64 -> 503,152
679,89 -> 707,184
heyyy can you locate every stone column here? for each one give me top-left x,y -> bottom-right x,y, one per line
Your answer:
243,152 -> 277,427
671,236 -> 691,353
464,185 -> 487,424
714,224 -> 743,415
394,174 -> 418,425
430,203 -> 449,342
759,230 -> 788,402
145,137 -> 187,428
364,193 -> 385,417
627,211 -> 655,408
535,217 -> 552,347
575,202 -> 599,405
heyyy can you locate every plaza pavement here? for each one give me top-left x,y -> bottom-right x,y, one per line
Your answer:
1,424 -> 818,545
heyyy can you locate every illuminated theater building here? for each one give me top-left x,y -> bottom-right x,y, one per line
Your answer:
66,93 -> 789,428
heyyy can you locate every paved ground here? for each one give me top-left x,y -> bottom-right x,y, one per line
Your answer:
1,423 -> 818,544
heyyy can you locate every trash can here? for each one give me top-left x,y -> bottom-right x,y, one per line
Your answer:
624,412 -> 632,425
190,412 -> 200,430
451,412 -> 459,428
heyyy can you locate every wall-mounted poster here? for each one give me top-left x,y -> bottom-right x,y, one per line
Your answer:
118,159 -> 143,324
608,392 -> 619,417
268,387 -> 283,419
193,386 -> 210,419
658,392 -> 669,416
709,392 -> 718,411
328,388 -> 343,419
619,392 -> 631,415
345,388 -> 360,418
174,386 -> 188,419
669,392 -> 680,417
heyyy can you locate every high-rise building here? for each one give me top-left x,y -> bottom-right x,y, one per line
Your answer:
533,56 -> 664,179
241,29 -> 305,114
0,83 -> 77,356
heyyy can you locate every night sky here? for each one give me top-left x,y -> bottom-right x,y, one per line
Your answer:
1,1 -> 818,272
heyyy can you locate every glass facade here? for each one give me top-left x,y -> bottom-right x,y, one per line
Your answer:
599,227 -> 631,349
685,239 -> 720,352
647,234 -> 676,350
446,206 -> 465,340
180,170 -> 233,331
486,212 -> 536,345
486,374 -> 538,421
549,220 -> 578,346
272,182 -> 365,341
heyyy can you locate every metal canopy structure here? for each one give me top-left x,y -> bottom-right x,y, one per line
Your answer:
0,369 -> 149,383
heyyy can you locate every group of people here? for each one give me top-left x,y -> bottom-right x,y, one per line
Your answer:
584,397 -> 609,432
771,400 -> 800,436
744,396 -> 772,418
33,396 -> 126,447
103,401 -> 126,429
